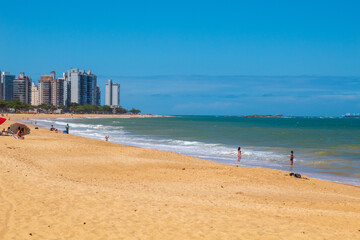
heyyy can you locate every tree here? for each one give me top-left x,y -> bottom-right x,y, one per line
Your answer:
115,106 -> 128,114
83,104 -> 99,113
10,100 -> 32,112
99,105 -> 112,113
69,102 -> 80,113
0,100 -> 9,111
129,108 -> 141,114
0,99 -> 141,115
38,104 -> 53,113
69,102 -> 80,107
78,105 -> 86,113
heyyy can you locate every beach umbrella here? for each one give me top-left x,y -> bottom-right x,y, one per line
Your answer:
0,117 -> 6,125
9,123 -> 31,135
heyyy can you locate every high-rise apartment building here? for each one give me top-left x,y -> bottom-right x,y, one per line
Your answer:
1,72 -> 16,101
96,86 -> 101,106
87,70 -> 97,105
105,79 -> 120,107
31,82 -> 39,106
13,72 -> 32,104
39,71 -> 64,106
63,72 -> 70,107
39,77 -> 51,105
64,68 -> 97,106
0,70 -> 2,100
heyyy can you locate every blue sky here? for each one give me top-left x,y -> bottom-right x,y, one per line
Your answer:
0,0 -> 359,115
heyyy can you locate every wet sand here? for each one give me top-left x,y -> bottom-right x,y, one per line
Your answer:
0,114 -> 359,239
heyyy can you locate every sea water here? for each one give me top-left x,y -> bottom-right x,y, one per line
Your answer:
31,116 -> 360,186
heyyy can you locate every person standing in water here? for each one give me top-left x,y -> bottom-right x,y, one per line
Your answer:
65,124 -> 69,134
238,147 -> 241,162
105,135 -> 109,142
290,151 -> 294,166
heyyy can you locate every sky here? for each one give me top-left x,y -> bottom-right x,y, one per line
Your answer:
0,0 -> 359,116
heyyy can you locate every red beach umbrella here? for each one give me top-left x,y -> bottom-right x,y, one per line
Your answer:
0,117 -> 6,125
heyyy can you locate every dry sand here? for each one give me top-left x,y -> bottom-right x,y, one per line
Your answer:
0,114 -> 359,239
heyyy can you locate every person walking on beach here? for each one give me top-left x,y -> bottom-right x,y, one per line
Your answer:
105,135 -> 109,141
65,124 -> 69,134
238,147 -> 241,162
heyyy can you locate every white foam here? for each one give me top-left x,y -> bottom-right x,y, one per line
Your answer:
29,118 -> 292,169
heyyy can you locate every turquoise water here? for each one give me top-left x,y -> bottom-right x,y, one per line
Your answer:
33,116 -> 360,186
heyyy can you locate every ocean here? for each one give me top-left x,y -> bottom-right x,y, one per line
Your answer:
30,116 -> 360,186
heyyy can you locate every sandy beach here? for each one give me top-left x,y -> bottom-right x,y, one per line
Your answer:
0,114 -> 359,239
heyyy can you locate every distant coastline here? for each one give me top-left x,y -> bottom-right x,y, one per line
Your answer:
244,114 -> 293,118
243,114 -> 360,119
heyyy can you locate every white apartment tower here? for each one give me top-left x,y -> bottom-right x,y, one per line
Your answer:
105,79 -> 120,107
31,82 -> 39,106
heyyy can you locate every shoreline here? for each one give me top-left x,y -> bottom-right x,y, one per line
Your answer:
19,113 -> 360,187
1,114 -> 360,239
